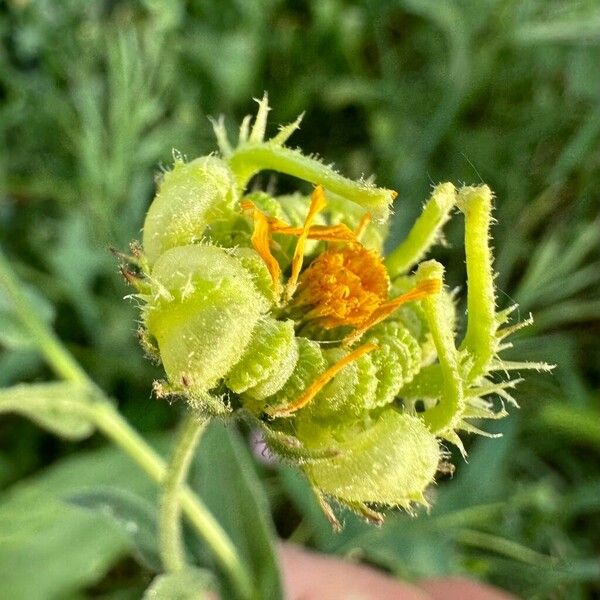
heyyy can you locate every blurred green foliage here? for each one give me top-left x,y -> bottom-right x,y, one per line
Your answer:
1,0 -> 599,598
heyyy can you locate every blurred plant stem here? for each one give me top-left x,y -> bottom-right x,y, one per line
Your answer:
159,413 -> 208,572
0,249 -> 253,600
0,253 -> 89,386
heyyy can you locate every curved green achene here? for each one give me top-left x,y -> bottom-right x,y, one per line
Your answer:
226,318 -> 297,396
385,182 -> 458,278
142,156 -> 238,266
302,410 -> 439,507
416,260 -> 464,435
303,348 -> 379,424
267,337 -> 326,412
458,185 -> 497,382
143,245 -> 269,399
364,321 -> 423,409
244,334 -> 299,402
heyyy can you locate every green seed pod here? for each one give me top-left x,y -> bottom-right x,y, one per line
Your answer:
301,410 -> 440,508
143,244 -> 269,399
267,338 -> 326,411
142,156 -> 239,266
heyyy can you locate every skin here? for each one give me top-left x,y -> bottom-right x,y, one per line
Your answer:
279,543 -> 516,600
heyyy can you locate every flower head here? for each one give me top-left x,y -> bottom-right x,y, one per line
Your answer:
124,96 -> 550,524
296,243 -> 389,329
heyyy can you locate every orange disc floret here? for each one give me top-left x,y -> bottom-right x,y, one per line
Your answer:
295,243 -> 390,329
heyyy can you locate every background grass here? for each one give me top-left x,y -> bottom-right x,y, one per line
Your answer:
1,1 -> 599,598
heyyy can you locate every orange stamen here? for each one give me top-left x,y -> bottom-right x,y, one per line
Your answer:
354,213 -> 372,240
239,199 -> 256,214
285,185 -> 327,301
267,343 -> 378,418
294,243 -> 390,329
271,223 -> 356,242
344,278 -> 441,345
242,195 -> 359,300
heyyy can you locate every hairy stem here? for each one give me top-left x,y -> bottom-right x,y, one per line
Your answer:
0,251 -> 89,385
0,249 -> 253,600
159,414 -> 207,572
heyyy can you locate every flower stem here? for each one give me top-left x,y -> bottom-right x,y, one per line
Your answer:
0,251 -> 89,386
90,403 -> 251,596
159,414 -> 207,572
0,249 -> 253,600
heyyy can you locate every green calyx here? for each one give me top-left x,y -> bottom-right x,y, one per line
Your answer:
123,97 -> 548,522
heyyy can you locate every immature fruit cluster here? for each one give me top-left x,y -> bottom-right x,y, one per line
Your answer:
124,97 -> 546,523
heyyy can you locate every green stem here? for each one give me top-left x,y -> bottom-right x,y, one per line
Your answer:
91,404 -> 251,595
0,251 -> 89,385
0,249 -> 253,600
159,414 -> 207,572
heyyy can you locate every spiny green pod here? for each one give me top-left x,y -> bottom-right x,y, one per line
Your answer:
124,96 -> 549,522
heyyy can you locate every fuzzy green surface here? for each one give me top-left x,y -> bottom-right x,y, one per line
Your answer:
302,410 -> 440,507
142,157 -> 239,265
145,245 -> 268,394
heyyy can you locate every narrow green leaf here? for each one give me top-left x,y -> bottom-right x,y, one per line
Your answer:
455,529 -> 554,566
488,557 -> 600,598
536,403 -> 600,450
68,486 -> 162,572
0,285 -> 55,349
0,382 -> 95,440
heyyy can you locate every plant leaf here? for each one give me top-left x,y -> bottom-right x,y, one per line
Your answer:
0,382 -> 96,440
0,285 -> 55,349
0,437 -> 165,599
68,486 -> 162,572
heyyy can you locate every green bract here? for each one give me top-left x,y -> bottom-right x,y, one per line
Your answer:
124,96 -> 549,522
